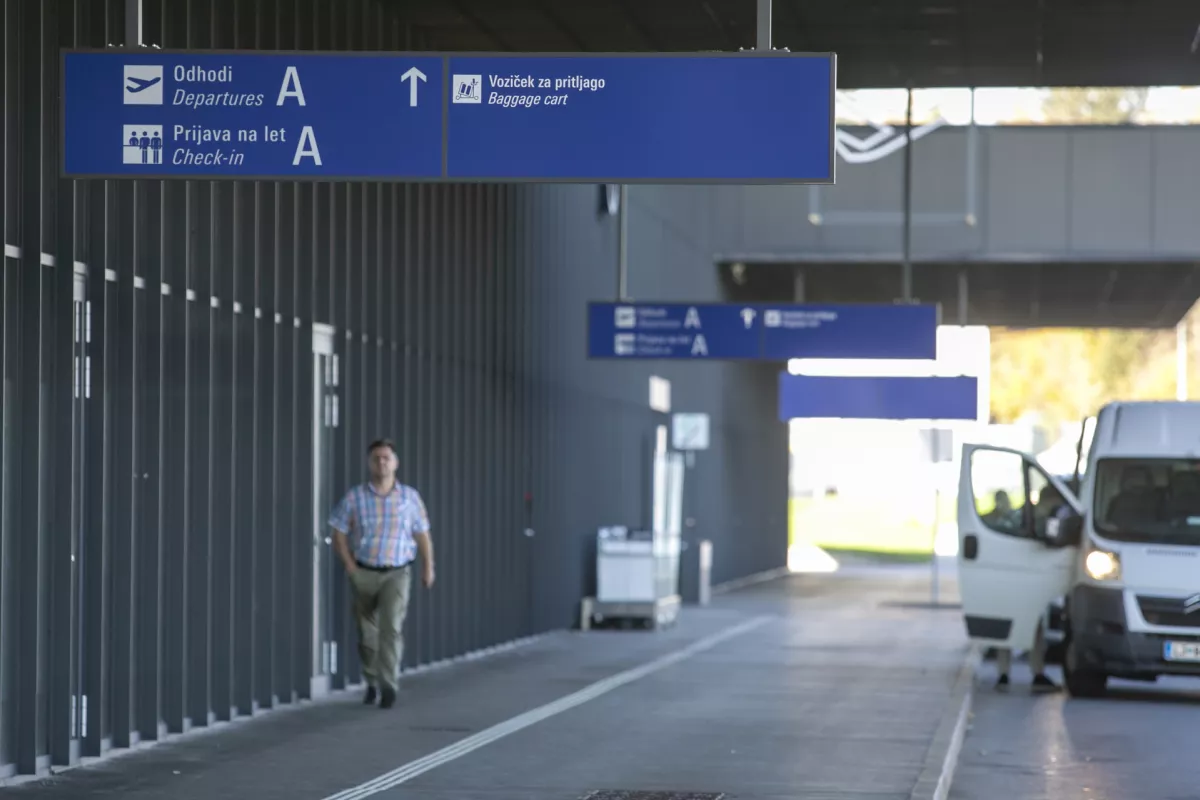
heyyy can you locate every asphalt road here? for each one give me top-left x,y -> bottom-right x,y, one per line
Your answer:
951,661 -> 1200,800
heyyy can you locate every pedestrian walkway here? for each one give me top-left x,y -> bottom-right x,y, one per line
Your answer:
8,563 -> 972,800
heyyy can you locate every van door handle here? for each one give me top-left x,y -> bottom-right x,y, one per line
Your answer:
963,534 -> 979,561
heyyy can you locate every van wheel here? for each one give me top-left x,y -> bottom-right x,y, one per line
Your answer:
1063,639 -> 1108,698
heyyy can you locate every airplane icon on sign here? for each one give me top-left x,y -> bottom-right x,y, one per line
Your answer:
126,76 -> 161,93
123,65 -> 164,104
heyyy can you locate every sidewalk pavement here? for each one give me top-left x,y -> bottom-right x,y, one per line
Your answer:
9,562 -> 974,800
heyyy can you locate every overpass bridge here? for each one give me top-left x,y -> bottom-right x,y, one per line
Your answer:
1,0 -> 1196,787
713,123 -> 1200,328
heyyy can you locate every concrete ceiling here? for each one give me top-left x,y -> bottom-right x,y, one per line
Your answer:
393,0 -> 1200,88
718,260 -> 1200,329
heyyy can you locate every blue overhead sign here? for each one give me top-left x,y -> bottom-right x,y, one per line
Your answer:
778,374 -> 979,421
587,302 -> 938,360
61,50 -> 835,184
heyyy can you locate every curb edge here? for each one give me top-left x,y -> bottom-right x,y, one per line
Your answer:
909,643 -> 981,800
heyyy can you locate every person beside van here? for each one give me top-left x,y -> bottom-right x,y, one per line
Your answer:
995,638 -> 1059,692
995,486 -> 1068,693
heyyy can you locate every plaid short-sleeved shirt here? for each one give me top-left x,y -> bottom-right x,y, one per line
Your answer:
327,481 -> 430,568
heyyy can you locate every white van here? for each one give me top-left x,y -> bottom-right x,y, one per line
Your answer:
958,400 -> 1200,698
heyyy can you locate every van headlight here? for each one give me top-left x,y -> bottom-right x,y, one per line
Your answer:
1085,549 -> 1121,581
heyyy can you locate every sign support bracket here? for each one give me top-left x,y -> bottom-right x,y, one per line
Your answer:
125,0 -> 143,47
617,185 -> 630,301
757,0 -> 772,50
901,82 -> 915,302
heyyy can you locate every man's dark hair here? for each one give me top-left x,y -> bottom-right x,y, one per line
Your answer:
367,438 -> 397,456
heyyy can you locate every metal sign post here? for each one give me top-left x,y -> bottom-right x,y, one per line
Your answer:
926,427 -> 954,605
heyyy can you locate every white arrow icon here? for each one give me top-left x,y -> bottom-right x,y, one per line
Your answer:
401,67 -> 426,107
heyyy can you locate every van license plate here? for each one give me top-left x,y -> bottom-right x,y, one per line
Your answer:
1163,641 -> 1200,662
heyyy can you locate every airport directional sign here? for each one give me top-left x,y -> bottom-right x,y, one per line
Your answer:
61,49 -> 835,183
587,302 -> 938,361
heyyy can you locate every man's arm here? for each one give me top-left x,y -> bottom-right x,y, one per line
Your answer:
413,492 -> 435,587
328,493 -> 357,575
415,532 -> 435,587
332,529 -> 357,575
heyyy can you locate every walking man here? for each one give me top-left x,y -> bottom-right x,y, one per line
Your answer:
328,438 -> 435,709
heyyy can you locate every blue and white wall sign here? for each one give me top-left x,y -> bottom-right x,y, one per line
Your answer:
62,49 -> 836,184
587,302 -> 938,360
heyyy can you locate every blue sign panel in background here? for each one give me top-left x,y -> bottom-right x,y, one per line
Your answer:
63,52 -> 445,179
445,55 -> 834,182
778,374 -> 979,421
61,49 -> 835,183
587,302 -> 938,360
758,303 -> 937,360
587,303 -> 762,360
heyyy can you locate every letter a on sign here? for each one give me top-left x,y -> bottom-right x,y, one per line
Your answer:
691,334 -> 709,356
293,126 -> 322,165
277,66 -> 307,106
684,307 -> 702,328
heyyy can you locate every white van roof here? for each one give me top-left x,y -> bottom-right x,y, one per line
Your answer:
1092,401 -> 1200,459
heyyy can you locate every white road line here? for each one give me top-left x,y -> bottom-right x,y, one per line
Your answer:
322,614 -> 774,800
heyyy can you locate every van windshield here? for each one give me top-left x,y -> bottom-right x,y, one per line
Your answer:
1093,457 -> 1200,545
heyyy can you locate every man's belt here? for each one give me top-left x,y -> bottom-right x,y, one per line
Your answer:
356,560 -> 412,572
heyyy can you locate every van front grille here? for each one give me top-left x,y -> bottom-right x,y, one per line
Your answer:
1137,595 -> 1200,628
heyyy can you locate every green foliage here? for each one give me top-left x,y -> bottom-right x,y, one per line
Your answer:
1041,87 -> 1150,124
990,325 -> 1185,427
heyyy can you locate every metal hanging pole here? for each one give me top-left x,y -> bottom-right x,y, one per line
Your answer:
757,0 -> 773,50
126,0 -> 143,46
930,427 -> 941,606
958,267 -> 968,326
617,185 -> 629,300
901,83 -> 914,301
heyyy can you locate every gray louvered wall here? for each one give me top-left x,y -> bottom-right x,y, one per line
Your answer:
0,0 -> 787,776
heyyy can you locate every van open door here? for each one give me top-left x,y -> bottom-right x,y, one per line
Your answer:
958,444 -> 1082,650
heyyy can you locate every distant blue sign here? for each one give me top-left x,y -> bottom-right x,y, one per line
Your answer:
778,374 -> 979,421
61,50 -> 835,183
587,302 -> 937,360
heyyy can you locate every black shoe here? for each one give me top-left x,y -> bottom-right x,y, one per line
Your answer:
379,685 -> 397,709
995,673 -> 1010,692
1032,673 -> 1061,693
363,686 -> 378,705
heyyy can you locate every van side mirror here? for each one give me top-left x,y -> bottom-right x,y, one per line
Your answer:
1044,513 -> 1083,548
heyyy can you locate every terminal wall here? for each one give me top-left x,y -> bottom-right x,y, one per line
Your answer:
719,125 -> 1200,261
0,0 -> 786,776
522,184 -> 788,631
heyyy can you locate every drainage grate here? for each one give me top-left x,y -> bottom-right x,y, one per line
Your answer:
579,792 -> 726,800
